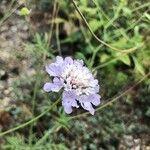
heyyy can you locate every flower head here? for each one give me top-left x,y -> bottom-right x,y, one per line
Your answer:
43,56 -> 101,115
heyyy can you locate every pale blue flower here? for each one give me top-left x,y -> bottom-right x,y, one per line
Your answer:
43,56 -> 101,115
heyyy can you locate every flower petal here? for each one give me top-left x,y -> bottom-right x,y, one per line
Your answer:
64,57 -> 73,65
89,94 -> 101,106
43,78 -> 63,92
81,101 -> 95,115
62,90 -> 78,107
56,56 -> 63,64
52,77 -> 64,91
63,105 -> 73,114
45,64 -> 62,77
62,97 -> 73,114
43,82 -> 52,92
62,90 -> 79,114
78,95 -> 95,115
74,59 -> 84,68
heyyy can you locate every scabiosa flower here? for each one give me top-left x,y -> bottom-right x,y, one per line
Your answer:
43,56 -> 101,115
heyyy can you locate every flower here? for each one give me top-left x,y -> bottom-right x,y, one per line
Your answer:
43,56 -> 101,115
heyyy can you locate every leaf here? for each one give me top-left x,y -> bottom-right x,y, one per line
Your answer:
79,6 -> 97,16
80,0 -> 88,6
119,54 -> 131,66
123,7 -> 132,16
144,13 -> 150,20
89,19 -> 102,32
75,52 -> 86,61
19,7 -> 30,16
100,54 -> 110,63
111,38 -> 127,48
133,56 -> 145,76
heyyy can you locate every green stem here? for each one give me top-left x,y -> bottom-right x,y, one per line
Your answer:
0,98 -> 60,137
79,20 -> 102,68
131,2 -> 150,12
29,72 -> 41,145
93,42 -> 144,71
56,23 -> 62,55
105,1 -> 123,30
93,53 -> 127,71
126,9 -> 149,31
71,0 -> 139,53
48,0 -> 57,45
90,45 -> 102,68
0,2 -> 21,27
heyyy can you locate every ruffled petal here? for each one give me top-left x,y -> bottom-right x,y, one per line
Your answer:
45,64 -> 62,77
64,57 -> 73,65
74,59 -> 84,68
94,85 -> 100,93
43,82 -> 52,92
63,105 -> 73,114
78,94 -> 98,115
43,77 -> 63,92
56,56 -> 63,64
62,90 -> 79,114
62,98 -> 73,114
81,101 -> 95,115
89,94 -> 101,106
76,59 -> 84,66
52,77 -> 64,91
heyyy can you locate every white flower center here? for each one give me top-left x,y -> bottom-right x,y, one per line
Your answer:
61,64 -> 97,95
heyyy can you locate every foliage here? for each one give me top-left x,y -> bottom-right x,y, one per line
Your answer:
0,0 -> 150,149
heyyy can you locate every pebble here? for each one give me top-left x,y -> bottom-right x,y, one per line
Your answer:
11,26 -> 17,32
0,70 -> 5,77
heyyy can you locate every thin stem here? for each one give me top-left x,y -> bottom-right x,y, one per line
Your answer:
90,45 -> 102,68
71,0 -> 142,53
79,19 -> 102,68
126,9 -> 149,31
91,0 -> 129,41
56,20 -> 61,55
94,42 -> 144,71
0,1 -> 20,27
104,1 -> 123,30
93,53 -> 127,71
29,71 -> 41,145
131,2 -> 150,12
92,0 -> 149,42
69,72 -> 150,120
0,98 -> 60,137
48,0 -> 58,45
79,20 -> 94,50
91,0 -> 114,28
8,0 -> 17,11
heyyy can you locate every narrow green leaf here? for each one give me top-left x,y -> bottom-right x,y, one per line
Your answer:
133,56 -> 145,76
119,54 -> 131,66
89,19 -> 102,32
144,13 -> 150,20
75,52 -> 86,61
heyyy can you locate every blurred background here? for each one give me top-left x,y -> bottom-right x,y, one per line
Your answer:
0,0 -> 150,149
